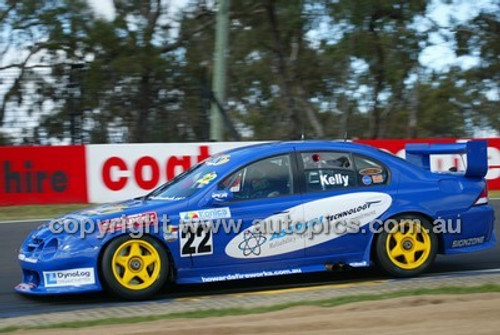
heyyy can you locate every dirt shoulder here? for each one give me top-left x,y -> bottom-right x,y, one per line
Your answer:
17,292 -> 500,335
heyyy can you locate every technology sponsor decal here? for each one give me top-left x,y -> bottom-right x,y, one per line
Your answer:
206,154 -> 231,166
200,268 -> 303,283
452,236 -> 485,248
43,268 -> 95,287
320,173 -> 350,187
225,192 -> 392,259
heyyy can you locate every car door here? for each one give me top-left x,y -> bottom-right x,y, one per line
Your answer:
297,150 -> 394,259
185,153 -> 306,268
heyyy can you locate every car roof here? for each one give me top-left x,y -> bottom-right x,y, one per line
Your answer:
223,140 -> 380,158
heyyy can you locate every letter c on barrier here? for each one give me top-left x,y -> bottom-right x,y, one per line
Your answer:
102,157 -> 128,191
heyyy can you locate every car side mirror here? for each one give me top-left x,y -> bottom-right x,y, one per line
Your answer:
210,190 -> 234,204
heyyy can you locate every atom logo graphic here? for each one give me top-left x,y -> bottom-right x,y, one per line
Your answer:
238,230 -> 267,256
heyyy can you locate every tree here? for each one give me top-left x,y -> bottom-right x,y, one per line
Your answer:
0,0 -> 498,144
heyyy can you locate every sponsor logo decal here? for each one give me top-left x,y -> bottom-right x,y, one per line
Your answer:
79,204 -> 128,215
372,174 -> 384,184
359,168 -> 383,175
452,236 -> 485,248
163,225 -> 179,243
225,192 -> 392,259
154,196 -> 185,201
99,211 -> 158,233
212,191 -> 230,200
348,261 -> 369,267
15,283 -> 37,292
200,268 -> 303,283
238,230 -> 267,256
18,253 -> 38,263
78,202 -> 142,216
43,268 -> 95,287
320,173 -> 350,187
196,172 -> 217,185
362,175 -> 372,185
180,207 -> 231,221
206,154 -> 230,166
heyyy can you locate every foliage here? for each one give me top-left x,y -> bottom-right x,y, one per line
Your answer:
0,0 -> 498,143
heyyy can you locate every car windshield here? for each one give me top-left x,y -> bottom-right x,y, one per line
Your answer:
148,163 -> 220,200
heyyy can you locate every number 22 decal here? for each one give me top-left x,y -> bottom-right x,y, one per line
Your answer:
180,224 -> 213,257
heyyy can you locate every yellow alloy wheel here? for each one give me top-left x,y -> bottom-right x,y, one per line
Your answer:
111,239 -> 161,290
386,220 -> 432,270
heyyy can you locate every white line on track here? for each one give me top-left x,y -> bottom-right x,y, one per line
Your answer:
0,218 -> 49,224
423,268 -> 500,278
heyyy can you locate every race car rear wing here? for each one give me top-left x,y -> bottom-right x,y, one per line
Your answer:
405,140 -> 488,178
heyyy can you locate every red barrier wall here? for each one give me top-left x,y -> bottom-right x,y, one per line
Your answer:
0,139 -> 499,206
0,146 -> 88,205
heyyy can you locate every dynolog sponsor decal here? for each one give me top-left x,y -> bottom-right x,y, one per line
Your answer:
43,268 -> 96,287
225,192 -> 392,259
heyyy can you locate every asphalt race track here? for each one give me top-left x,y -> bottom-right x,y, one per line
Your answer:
1,201 -> 499,319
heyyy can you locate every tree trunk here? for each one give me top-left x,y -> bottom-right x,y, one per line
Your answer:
264,0 -> 300,139
132,73 -> 152,143
368,15 -> 385,139
408,82 -> 419,138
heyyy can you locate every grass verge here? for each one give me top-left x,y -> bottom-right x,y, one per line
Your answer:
0,204 -> 90,221
490,190 -> 500,198
2,283 -> 500,333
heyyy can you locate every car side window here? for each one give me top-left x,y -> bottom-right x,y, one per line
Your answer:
353,154 -> 389,186
218,155 -> 293,200
300,152 -> 356,192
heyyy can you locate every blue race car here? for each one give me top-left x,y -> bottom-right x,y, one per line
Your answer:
16,141 -> 496,299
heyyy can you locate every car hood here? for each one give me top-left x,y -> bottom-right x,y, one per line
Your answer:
67,198 -> 186,220
36,198 -> 186,239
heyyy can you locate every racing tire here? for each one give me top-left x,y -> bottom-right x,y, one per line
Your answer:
374,215 -> 437,277
101,235 -> 169,300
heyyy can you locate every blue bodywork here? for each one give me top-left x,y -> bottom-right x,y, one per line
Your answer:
16,141 -> 496,295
